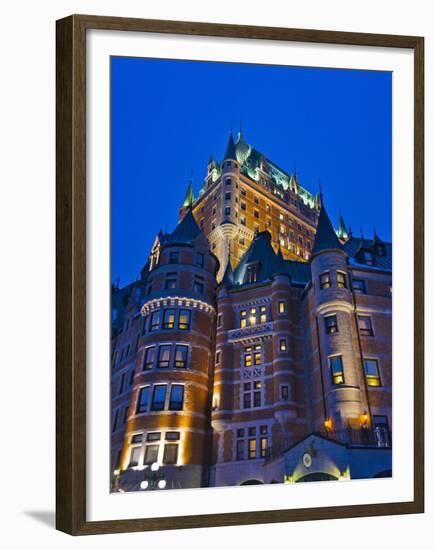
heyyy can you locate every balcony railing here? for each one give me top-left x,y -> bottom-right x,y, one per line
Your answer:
227,322 -> 274,343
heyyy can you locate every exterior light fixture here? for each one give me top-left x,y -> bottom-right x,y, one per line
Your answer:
140,480 -> 149,490
324,417 -> 333,431
140,462 -> 167,490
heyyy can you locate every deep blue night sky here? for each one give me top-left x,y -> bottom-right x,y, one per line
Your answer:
111,57 -> 392,285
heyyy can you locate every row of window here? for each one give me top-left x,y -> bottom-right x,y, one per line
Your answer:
145,308 -> 191,333
320,272 -> 369,294
112,333 -> 140,367
129,431 -> 181,467
167,251 -> 204,267
143,344 -> 188,370
330,355 -> 382,387
324,314 -> 374,336
136,384 -> 185,414
146,274 -> 205,296
236,425 -> 268,460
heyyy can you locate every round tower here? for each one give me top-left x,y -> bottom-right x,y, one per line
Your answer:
118,212 -> 218,490
310,206 -> 366,436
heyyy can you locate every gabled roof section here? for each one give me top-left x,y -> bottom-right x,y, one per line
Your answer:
220,255 -> 235,288
164,210 -> 202,244
312,205 -> 342,256
343,236 -> 392,271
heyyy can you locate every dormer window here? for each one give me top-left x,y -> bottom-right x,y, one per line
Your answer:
245,264 -> 258,283
374,244 -> 386,256
362,250 -> 374,265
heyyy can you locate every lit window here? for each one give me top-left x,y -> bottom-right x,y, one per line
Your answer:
337,271 -> 347,288
330,356 -> 345,385
143,346 -> 155,370
279,213 -> 284,220
244,348 -> 253,367
364,359 -> 381,386
151,385 -> 167,411
178,309 -> 191,330
240,310 -> 247,328
150,310 -> 161,331
248,438 -> 257,459
163,309 -> 176,329
249,307 -> 257,325
325,314 -> 338,334
260,436 -> 268,458
352,279 -> 367,294
259,305 -> 267,323
169,384 -> 184,411
320,272 -> 331,289
279,339 -> 287,352
245,265 -> 258,283
136,386 -> 151,413
358,316 -> 374,336
174,345 -> 188,368
278,301 -> 286,314
157,345 -> 171,368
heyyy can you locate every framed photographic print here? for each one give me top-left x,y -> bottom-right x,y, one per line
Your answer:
56,14 -> 424,535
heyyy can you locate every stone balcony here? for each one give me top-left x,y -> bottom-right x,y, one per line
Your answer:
227,322 -> 274,343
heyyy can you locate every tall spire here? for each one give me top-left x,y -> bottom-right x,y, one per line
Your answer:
224,129 -> 237,161
372,226 -> 383,245
337,209 -> 349,240
221,246 -> 234,287
182,178 -> 195,208
311,204 -> 342,256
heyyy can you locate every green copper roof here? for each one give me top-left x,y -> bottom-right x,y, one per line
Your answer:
337,211 -> 349,240
312,205 -> 342,255
182,180 -> 195,208
224,131 -> 237,161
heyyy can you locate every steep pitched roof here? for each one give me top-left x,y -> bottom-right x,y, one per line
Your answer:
164,210 -> 201,244
337,211 -> 349,240
223,131 -> 237,161
343,236 -> 392,271
311,205 -> 342,255
182,180 -> 195,208
220,255 -> 235,287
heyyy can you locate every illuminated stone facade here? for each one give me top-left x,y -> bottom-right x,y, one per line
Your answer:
111,132 -> 392,491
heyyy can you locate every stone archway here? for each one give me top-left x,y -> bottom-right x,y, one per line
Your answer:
296,472 -> 338,482
240,479 -> 263,485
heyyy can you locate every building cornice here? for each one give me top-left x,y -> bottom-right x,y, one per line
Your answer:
141,296 -> 215,316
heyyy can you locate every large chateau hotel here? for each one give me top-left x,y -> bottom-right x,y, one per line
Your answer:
111,131 -> 392,491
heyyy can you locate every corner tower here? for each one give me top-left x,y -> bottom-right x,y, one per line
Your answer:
118,211 -> 219,490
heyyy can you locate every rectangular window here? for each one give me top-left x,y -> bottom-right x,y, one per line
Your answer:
164,273 -> 177,289
240,309 -> 247,328
352,278 -> 367,294
236,439 -> 245,460
177,309 -> 190,330
280,384 -> 290,400
253,381 -> 262,407
151,385 -> 167,411
150,310 -> 161,331
240,216 -> 246,226
217,314 -> 222,328
244,347 -> 253,367
163,309 -> 176,329
245,265 -> 257,283
193,275 -> 204,294
146,432 -> 161,441
174,345 -> 188,368
254,209 -> 259,219
241,201 -> 247,211
325,314 -> 338,334
224,207 -> 231,216
358,315 -> 374,336
112,409 -> 119,433
337,271 -> 347,288
215,351 -> 221,364
248,439 -> 257,459
157,345 -> 171,368
241,188 -> 246,196
259,305 -> 267,323
195,252 -> 204,267
143,346 -> 155,370
373,415 -> 391,447
144,444 -> 159,465
225,192 -> 231,200
364,358 -> 381,386
226,177 -> 232,186
131,433 -> 143,444
320,272 -> 331,289
118,372 -> 125,395
330,356 -> 345,385
128,446 -> 141,467
168,251 -> 179,264
243,383 -> 251,409
136,386 -> 151,413
260,437 -> 268,458
165,431 -> 180,441
169,384 -> 184,411
254,346 -> 261,365
249,307 -> 257,325
278,301 -> 286,314
279,338 -> 287,352
163,443 -> 179,465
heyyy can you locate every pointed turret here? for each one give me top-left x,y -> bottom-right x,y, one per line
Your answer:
372,227 -> 383,246
311,205 -> 342,256
220,249 -> 234,288
167,209 -> 202,244
224,130 -> 237,161
337,210 -> 349,240
182,179 -> 195,208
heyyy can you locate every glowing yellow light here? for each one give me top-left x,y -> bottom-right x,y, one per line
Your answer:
360,411 -> 369,425
113,469 -> 120,476
324,417 -> 333,431
249,316 -> 256,325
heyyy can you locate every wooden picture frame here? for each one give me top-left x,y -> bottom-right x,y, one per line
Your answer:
56,14 -> 424,535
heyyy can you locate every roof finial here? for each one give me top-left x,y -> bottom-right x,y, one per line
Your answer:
318,180 -> 324,205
